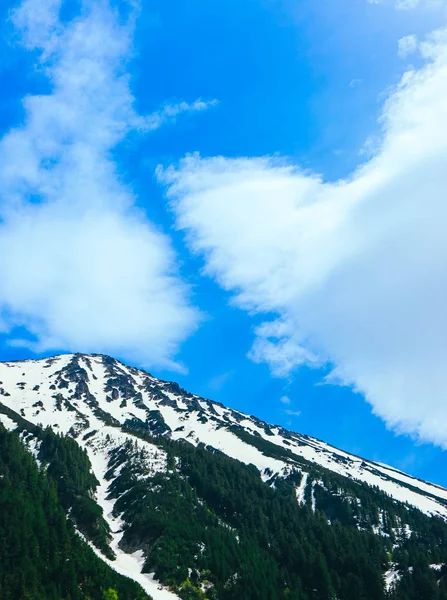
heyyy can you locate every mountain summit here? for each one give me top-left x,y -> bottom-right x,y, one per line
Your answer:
1,353 -> 447,600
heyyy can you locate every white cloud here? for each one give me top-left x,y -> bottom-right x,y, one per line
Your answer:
12,0 -> 61,53
398,34 -> 419,57
0,0 -> 201,369
160,27 -> 447,447
284,409 -> 301,417
280,395 -> 291,405
249,321 -> 320,377
144,99 -> 218,131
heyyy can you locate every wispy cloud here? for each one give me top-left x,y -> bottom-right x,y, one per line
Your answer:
161,26 -> 447,446
394,0 -> 447,9
280,395 -> 301,417
398,34 -> 419,57
207,370 -> 234,393
396,0 -> 421,8
0,0 -> 203,369
368,0 -> 447,9
284,409 -> 301,418
144,99 -> 218,131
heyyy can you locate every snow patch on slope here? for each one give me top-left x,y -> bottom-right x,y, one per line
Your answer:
384,567 -> 400,591
84,427 -> 180,600
295,472 -> 308,505
0,413 -> 17,430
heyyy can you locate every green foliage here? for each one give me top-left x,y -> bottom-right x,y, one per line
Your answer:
0,424 -> 150,600
3,399 -> 447,600
38,426 -> 114,557
118,424 -> 447,600
103,589 -> 120,600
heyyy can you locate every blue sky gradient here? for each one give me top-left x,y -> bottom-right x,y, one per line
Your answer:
1,0 -> 446,486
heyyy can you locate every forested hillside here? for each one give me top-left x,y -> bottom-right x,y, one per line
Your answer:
0,424 -> 149,600
1,353 -> 447,600
3,415 -> 447,600
108,425 -> 447,600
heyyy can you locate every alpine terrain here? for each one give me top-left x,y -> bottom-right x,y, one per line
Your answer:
1,353 -> 447,600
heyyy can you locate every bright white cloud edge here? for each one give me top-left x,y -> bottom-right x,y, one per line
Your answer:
160,27 -> 447,447
0,0 -> 213,370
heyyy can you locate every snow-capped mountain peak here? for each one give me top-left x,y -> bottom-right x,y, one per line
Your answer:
1,352 -> 446,520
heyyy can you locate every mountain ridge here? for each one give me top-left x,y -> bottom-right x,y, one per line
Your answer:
1,352 -> 447,600
0,352 -> 445,518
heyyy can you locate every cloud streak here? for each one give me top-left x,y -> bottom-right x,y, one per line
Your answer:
144,99 -> 219,131
284,409 -> 301,418
160,27 -> 447,446
0,0 -> 202,369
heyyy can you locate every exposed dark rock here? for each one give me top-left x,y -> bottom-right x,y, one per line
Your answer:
162,381 -> 193,398
145,410 -> 172,436
157,395 -> 179,409
205,401 -> 220,416
183,396 -> 203,412
230,410 -> 245,423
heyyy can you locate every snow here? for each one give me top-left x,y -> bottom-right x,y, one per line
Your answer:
371,462 -> 447,503
372,510 -> 391,537
79,356 -> 148,424
160,404 -> 287,476
295,472 -> 308,505
2,351 -> 447,599
253,421 -> 447,518
1,351 -> 447,521
402,524 -> 412,538
0,353 -> 179,599
2,354 -> 447,523
0,354 -> 80,432
0,414 -> 17,430
311,481 -> 316,512
24,435 -> 42,466
84,428 -> 180,600
384,567 -> 400,591
76,529 -> 179,600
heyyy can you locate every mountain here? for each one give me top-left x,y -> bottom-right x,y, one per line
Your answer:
1,352 -> 447,600
0,424 -> 149,600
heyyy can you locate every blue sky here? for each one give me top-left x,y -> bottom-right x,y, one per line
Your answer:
1,0 -> 447,486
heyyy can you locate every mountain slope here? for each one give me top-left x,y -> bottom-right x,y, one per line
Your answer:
1,352 -> 445,517
0,423 -> 150,600
1,353 -> 447,600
